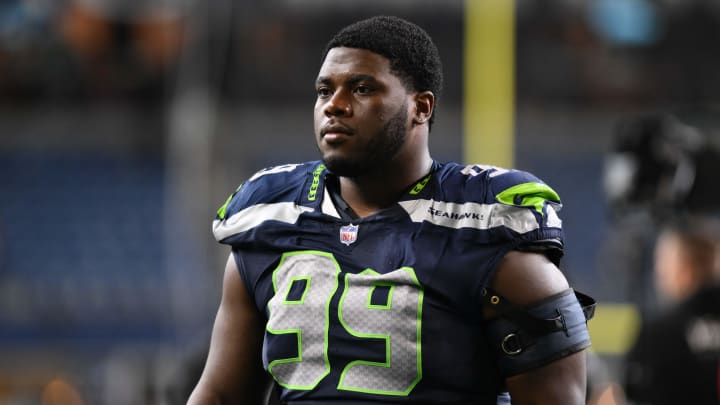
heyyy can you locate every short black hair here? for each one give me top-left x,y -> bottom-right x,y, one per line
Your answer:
321,16 -> 443,127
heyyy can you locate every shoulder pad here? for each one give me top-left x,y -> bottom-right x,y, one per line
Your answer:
448,164 -> 564,257
449,164 -> 561,210
216,162 -> 320,221
486,167 -> 562,216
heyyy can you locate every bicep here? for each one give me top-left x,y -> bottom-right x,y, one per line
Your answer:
487,250 -> 569,307
486,251 -> 587,405
188,254 -> 271,405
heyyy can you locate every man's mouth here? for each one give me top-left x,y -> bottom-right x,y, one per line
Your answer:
321,122 -> 354,138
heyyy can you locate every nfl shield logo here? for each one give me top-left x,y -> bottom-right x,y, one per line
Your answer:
339,223 -> 359,246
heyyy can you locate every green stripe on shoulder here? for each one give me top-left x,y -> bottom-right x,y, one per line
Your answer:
495,182 -> 560,215
217,182 -> 244,220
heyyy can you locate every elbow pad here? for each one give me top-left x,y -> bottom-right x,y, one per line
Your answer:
483,288 -> 596,377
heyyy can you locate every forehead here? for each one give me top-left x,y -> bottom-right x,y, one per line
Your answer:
318,47 -> 395,81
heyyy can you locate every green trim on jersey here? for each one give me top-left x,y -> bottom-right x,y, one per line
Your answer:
283,276 -> 312,305
308,164 -> 326,201
495,182 -> 560,215
409,173 -> 432,195
216,183 -> 244,220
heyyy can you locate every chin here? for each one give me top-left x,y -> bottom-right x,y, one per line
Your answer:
322,156 -> 368,177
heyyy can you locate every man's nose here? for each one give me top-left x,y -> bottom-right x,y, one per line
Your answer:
324,90 -> 352,117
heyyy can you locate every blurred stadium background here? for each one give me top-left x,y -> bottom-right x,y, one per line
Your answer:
0,0 -> 718,404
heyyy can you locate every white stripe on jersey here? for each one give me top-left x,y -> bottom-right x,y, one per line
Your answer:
213,198 -> 561,241
398,199 -> 559,233
321,187 -> 341,218
213,202 -> 313,241
546,204 -> 562,229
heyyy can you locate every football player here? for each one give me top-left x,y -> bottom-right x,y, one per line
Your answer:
189,16 -> 594,405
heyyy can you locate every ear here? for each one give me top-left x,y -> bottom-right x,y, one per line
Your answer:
412,91 -> 435,126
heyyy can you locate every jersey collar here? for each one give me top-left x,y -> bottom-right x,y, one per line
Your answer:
315,161 -> 440,220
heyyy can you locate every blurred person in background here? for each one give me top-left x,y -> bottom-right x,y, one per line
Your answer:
624,215 -> 720,404
602,111 -> 720,315
188,15 -> 594,405
603,110 -> 720,404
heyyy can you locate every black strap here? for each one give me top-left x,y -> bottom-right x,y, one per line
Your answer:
482,288 -> 596,335
576,290 -> 597,321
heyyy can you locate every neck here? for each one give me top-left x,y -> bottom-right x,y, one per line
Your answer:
338,150 -> 433,218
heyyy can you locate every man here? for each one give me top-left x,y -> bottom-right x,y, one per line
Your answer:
189,16 -> 593,405
624,216 -> 720,404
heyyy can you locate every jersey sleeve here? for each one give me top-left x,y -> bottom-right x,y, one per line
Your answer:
486,167 -> 564,263
211,163 -> 315,245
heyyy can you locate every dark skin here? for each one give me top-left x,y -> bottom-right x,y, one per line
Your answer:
188,47 -> 587,405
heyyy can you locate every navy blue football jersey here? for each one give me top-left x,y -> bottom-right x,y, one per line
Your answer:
213,161 -> 564,405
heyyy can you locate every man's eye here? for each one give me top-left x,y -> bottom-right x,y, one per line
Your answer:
317,87 -> 331,98
355,85 -> 371,94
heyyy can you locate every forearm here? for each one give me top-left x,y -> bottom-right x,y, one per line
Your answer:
505,351 -> 587,405
187,377 -> 271,405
